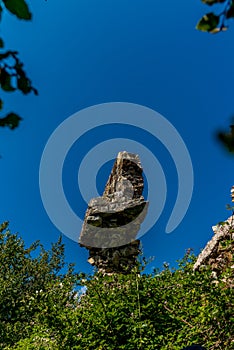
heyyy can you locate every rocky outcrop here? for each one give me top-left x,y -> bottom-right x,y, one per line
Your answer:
79,151 -> 148,274
193,215 -> 234,278
193,186 -> 234,277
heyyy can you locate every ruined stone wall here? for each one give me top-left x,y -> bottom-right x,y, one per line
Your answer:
193,215 -> 234,280
193,187 -> 234,278
79,151 -> 148,274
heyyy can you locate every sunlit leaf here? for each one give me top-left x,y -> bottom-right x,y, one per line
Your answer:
210,27 -> 221,33
210,26 -> 228,33
196,12 -> 220,32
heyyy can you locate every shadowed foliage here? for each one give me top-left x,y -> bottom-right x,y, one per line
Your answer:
0,0 -> 37,130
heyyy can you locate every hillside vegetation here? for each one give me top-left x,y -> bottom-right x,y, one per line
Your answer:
0,221 -> 233,350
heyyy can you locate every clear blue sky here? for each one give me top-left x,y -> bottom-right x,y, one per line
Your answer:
1,0 -> 234,274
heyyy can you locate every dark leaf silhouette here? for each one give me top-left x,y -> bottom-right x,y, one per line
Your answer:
0,69 -> 15,92
217,125 -> 234,153
2,0 -> 32,20
202,0 -> 225,5
0,1 -> 37,134
0,113 -> 22,129
226,3 -> 234,18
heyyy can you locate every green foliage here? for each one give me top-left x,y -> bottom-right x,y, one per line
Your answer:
0,222 -> 233,349
77,257 -> 233,350
196,0 -> 234,33
196,12 -> 220,32
0,1 -> 37,130
0,222 -> 80,349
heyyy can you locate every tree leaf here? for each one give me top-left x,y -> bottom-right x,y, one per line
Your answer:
15,59 -> 38,95
0,99 -> 3,110
218,125 -> 234,153
202,0 -> 226,5
196,12 -> 220,32
0,112 -> 22,129
0,38 -> 4,48
226,3 -> 234,19
17,76 -> 31,94
0,50 -> 18,60
0,69 -> 15,92
3,0 -> 32,20
210,26 -> 228,33
31,87 -> 39,96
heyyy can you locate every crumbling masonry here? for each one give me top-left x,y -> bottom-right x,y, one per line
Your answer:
79,151 -> 148,274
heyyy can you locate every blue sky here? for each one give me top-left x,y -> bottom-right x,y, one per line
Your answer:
1,0 -> 234,274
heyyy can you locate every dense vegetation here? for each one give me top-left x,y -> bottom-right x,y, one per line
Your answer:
0,221 -> 233,350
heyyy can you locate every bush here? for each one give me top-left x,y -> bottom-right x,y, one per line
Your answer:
0,222 -> 233,349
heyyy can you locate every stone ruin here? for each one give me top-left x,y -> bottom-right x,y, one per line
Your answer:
193,187 -> 234,282
79,151 -> 148,274
193,215 -> 234,276
79,147 -> 233,278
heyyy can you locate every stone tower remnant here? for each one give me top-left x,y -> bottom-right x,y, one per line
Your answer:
79,151 -> 148,274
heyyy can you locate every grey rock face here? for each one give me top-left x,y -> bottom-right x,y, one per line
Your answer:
194,187 -> 234,276
193,215 -> 234,276
79,151 -> 148,274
